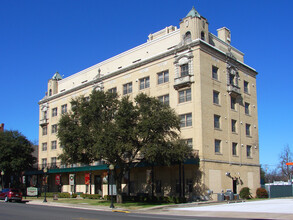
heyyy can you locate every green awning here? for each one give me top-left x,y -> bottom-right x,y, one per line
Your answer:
48,164 -> 109,174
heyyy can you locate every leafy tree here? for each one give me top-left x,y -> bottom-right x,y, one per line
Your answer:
0,130 -> 36,187
58,90 -> 192,202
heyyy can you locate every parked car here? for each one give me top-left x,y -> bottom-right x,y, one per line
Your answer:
0,188 -> 22,202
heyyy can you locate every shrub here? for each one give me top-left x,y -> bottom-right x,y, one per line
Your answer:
239,187 -> 252,199
256,188 -> 268,198
81,194 -> 102,199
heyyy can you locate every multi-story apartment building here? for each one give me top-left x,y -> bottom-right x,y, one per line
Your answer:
38,7 -> 260,199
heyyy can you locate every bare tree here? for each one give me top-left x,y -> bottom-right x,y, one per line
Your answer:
278,145 -> 293,181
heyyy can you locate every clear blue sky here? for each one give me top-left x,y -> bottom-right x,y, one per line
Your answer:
0,0 -> 292,170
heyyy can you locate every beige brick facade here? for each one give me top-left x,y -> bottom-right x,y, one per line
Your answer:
38,7 -> 260,199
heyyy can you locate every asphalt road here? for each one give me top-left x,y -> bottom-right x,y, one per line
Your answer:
0,202 -> 243,220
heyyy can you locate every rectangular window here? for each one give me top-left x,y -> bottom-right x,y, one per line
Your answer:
51,140 -> 57,150
232,142 -> 237,156
180,113 -> 192,127
215,139 -> 221,154
231,119 -> 237,133
158,94 -> 169,105
157,70 -> 169,84
244,81 -> 249,93
42,126 -> 47,136
42,158 -> 47,168
42,143 -> 47,151
43,111 -> 47,120
245,102 -> 250,115
246,123 -> 251,136
108,87 -> 117,94
51,124 -> 58,134
214,115 -> 221,129
247,145 -> 252,157
185,138 -> 193,148
212,66 -> 218,80
180,64 -> 189,76
231,97 -> 236,110
52,107 -> 57,117
61,104 -> 67,114
123,82 -> 132,95
179,88 -> 191,103
213,90 -> 219,105
139,76 -> 150,90
51,157 -> 57,167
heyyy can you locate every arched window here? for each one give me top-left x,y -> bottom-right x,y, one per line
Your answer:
49,89 -> 52,96
201,31 -> 205,41
184,31 -> 191,43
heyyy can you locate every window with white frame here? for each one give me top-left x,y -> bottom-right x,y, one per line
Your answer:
139,76 -> 150,90
42,158 -> 47,168
42,126 -> 47,136
179,88 -> 191,103
51,157 -> 57,167
158,94 -> 169,105
51,124 -> 57,134
123,82 -> 132,95
52,107 -> 57,117
108,87 -> 117,94
180,63 -> 189,77
180,113 -> 192,127
61,104 -> 67,114
51,140 -> 57,150
42,142 -> 47,151
157,70 -> 169,84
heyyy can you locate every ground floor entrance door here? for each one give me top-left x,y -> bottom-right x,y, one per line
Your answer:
94,175 -> 102,195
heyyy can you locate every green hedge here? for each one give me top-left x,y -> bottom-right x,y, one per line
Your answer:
81,194 -> 102,199
40,192 -> 77,198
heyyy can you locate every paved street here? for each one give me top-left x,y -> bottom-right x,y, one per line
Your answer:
0,202 -> 237,220
2,198 -> 293,219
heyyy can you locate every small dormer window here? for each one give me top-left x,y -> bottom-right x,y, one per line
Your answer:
201,31 -> 205,41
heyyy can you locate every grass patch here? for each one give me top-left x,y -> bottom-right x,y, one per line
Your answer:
25,197 -> 172,209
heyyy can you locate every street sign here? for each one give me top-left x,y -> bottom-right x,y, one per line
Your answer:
286,162 -> 293,165
109,184 -> 117,195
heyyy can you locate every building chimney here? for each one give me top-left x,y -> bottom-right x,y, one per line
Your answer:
217,27 -> 231,44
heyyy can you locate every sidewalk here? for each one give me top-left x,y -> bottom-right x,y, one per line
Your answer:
25,198 -> 293,219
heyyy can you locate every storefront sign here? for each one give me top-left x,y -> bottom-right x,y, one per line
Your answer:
69,174 -> 75,185
55,174 -> 61,185
27,187 -> 38,196
85,173 -> 90,185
